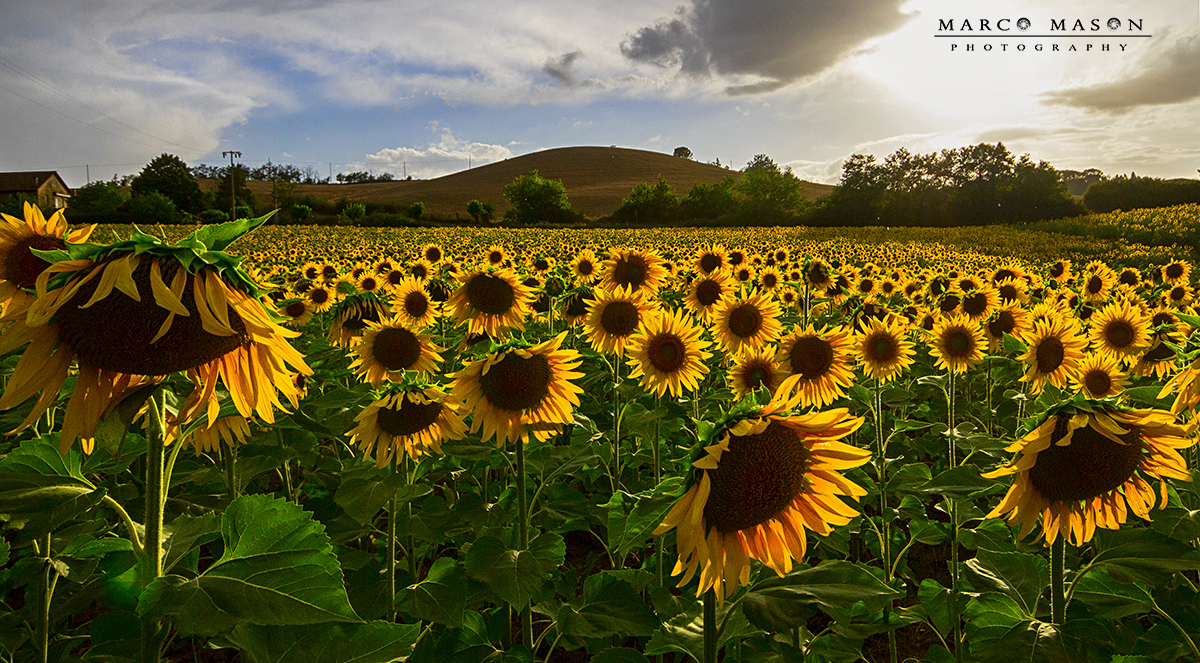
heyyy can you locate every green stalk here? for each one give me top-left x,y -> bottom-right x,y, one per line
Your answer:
1051,537 -> 1065,624
612,357 -> 622,492
653,394 -> 664,588
946,369 -> 962,663
141,389 -> 167,663
405,454 -> 416,580
516,440 -> 533,646
224,442 -> 238,501
703,589 -> 717,663
874,378 -> 897,663
388,450 -> 399,622
39,533 -> 57,663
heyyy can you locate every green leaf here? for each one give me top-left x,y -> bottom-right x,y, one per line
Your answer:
464,533 -> 564,610
230,620 -> 420,663
962,549 -> 1047,616
139,494 -> 360,636
749,561 -> 902,613
0,439 -> 104,536
736,636 -> 805,663
604,479 -> 681,563
162,511 -> 222,574
399,557 -> 467,628
190,211 -> 274,252
590,647 -> 651,663
1088,528 -> 1200,584
555,574 -> 658,647
645,598 -> 758,662
917,579 -> 964,641
0,539 -> 8,566
918,465 -> 993,500
1072,567 -> 1154,620
334,461 -> 428,526
742,590 -> 811,633
61,535 -> 134,559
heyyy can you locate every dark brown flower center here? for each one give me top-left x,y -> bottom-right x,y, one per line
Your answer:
695,279 -> 723,307
939,294 -> 961,313
600,300 -> 640,337
1166,263 -> 1185,279
858,279 -> 875,294
1050,262 -> 1066,278
789,336 -> 834,379
361,276 -> 379,291
405,291 -> 430,319
963,292 -> 989,317
807,263 -> 828,285
699,253 -> 722,273
466,274 -> 516,315
534,258 -> 550,272
376,398 -> 443,437
284,301 -> 308,318
310,288 -> 330,305
387,269 -> 405,286
1103,319 -> 1135,349
371,327 -> 422,371
564,294 -> 588,318
1119,270 -> 1138,286
727,303 -> 763,338
987,310 -> 1015,338
424,246 -> 442,263
1144,341 -> 1175,362
999,284 -> 1019,301
865,332 -> 899,364
647,333 -> 686,373
576,259 -> 594,276
1082,369 -> 1113,397
1028,416 -> 1143,503
7,234 -> 66,289
1170,286 -> 1187,302
478,352 -> 552,412
704,421 -> 810,533
742,362 -> 774,391
1035,335 -> 1065,374
944,329 -> 973,357
1087,275 -> 1104,294
410,264 -> 428,280
612,255 -> 648,289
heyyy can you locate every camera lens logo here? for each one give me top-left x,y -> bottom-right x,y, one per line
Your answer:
1107,18 -> 1121,31
1017,17 -> 1031,31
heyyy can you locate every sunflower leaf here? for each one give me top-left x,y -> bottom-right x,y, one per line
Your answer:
227,620 -> 421,663
750,560 -> 902,612
0,437 -> 104,537
1086,528 -> 1200,584
138,494 -> 361,636
962,549 -> 1047,617
554,576 -> 657,648
190,211 -> 274,252
918,465 -> 994,500
1071,567 -> 1154,620
464,533 -> 564,610
398,556 -> 467,628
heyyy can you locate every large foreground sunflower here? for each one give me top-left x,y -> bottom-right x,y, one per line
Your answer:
0,202 -> 95,311
984,402 -> 1193,545
654,402 -> 869,600
0,214 -> 310,453
450,333 -> 584,445
350,384 -> 467,466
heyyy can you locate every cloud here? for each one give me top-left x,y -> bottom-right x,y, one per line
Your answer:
352,125 -> 513,179
543,50 -> 583,86
621,0 -> 912,95
1043,34 -> 1200,112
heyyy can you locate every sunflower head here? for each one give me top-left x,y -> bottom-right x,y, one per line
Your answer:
711,290 -> 783,355
927,314 -> 987,374
602,248 -> 668,294
351,382 -> 467,466
447,267 -> 533,337
0,202 -> 94,309
328,292 -> 389,348
625,308 -> 711,398
854,316 -> 916,383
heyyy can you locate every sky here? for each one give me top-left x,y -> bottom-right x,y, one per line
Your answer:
2,0 -> 1199,189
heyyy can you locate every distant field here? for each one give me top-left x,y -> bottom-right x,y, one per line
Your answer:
198,146 -> 835,219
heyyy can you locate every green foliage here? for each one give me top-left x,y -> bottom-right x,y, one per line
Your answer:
66,181 -> 129,222
1084,174 -> 1200,213
672,146 -> 693,159
291,203 -> 313,222
614,175 -> 680,225
128,191 -> 180,224
131,153 -> 205,214
680,176 -> 739,221
735,157 -> 811,223
339,202 -> 367,221
0,193 -> 53,220
503,170 -> 574,224
409,201 -> 426,219
466,199 -> 495,223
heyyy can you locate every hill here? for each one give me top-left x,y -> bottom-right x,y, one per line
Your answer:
199,146 -> 834,219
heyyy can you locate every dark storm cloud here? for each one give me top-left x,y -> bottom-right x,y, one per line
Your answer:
621,0 -> 911,95
543,50 -> 584,86
1043,35 -> 1200,112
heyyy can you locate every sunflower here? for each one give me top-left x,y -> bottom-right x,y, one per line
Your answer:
168,414 -> 251,458
757,265 -> 783,293
356,271 -> 384,295
686,269 -> 735,323
1087,300 -> 1151,363
301,261 -> 323,282
1161,259 -> 1191,285
959,286 -> 999,322
483,245 -> 508,268
927,314 -> 987,374
420,243 -> 444,265
805,259 -> 834,290
570,249 -> 601,284
351,384 -> 467,467
1048,260 -> 1072,283
280,298 -> 314,328
1070,353 -> 1129,399
984,403 -> 1194,546
694,244 -> 728,276
727,346 -> 787,401
558,289 -> 592,327
1080,261 -> 1116,303
349,318 -> 443,387
602,248 -> 668,294
625,308 -> 711,398
327,292 -> 390,349
306,283 -> 336,313
0,202 -> 95,310
450,332 -> 584,445
584,285 -> 657,356
854,316 -> 916,384
1018,313 -> 1088,394
654,402 -> 869,600
711,290 -> 783,355
0,215 -> 311,453
407,258 -> 434,282
994,277 -> 1029,306
391,277 -> 437,330
447,267 -> 533,337
733,264 -> 756,285
984,304 -> 1029,353
1165,284 -> 1193,307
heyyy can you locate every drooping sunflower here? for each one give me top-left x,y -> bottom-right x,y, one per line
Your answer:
927,314 -> 987,374
710,290 -> 783,355
727,346 -> 787,401
601,247 -> 668,294
1070,352 -> 1129,399
349,318 -> 443,387
327,292 -> 389,349
447,267 -> 533,337
654,401 -> 869,600
390,277 -> 438,330
686,269 -> 736,323
1087,299 -> 1151,363
450,332 -> 584,445
0,202 -> 95,311
167,414 -> 251,458
984,403 -> 1194,546
351,384 -> 467,467
0,214 -> 311,453
1018,313 -> 1088,394
805,259 -> 834,290
279,298 -> 314,328
625,308 -> 711,398
984,303 -> 1030,353
584,285 -> 657,356
853,316 -> 916,384
776,325 -> 857,409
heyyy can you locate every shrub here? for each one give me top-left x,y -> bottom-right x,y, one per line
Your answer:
291,204 -> 312,222
128,191 -> 179,224
409,202 -> 426,219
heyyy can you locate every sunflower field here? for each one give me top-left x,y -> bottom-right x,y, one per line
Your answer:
2,202 -> 1200,663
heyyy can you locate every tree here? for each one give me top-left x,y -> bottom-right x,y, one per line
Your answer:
614,176 -> 680,225
66,181 -> 129,221
681,177 -> 739,221
502,170 -> 573,224
128,191 -> 179,224
466,199 -> 495,223
408,202 -> 426,219
735,159 -> 810,222
214,164 -> 256,214
673,146 -> 693,159
131,154 -> 204,214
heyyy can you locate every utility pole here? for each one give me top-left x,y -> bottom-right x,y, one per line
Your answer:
223,150 -> 241,221
86,165 -> 90,184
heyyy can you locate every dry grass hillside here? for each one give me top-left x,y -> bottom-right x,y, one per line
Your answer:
200,146 -> 834,219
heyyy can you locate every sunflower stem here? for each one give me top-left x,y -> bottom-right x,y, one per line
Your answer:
405,454 -> 417,580
38,533 -> 58,663
653,395 -> 664,588
141,388 -> 168,663
703,589 -> 718,663
612,357 -> 622,493
874,378 -> 898,663
388,450 -> 399,623
946,369 -> 962,663
1051,536 -> 1065,624
224,442 -> 238,501
515,439 -> 534,647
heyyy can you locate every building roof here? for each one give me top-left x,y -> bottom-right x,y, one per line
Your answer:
0,171 -> 70,194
